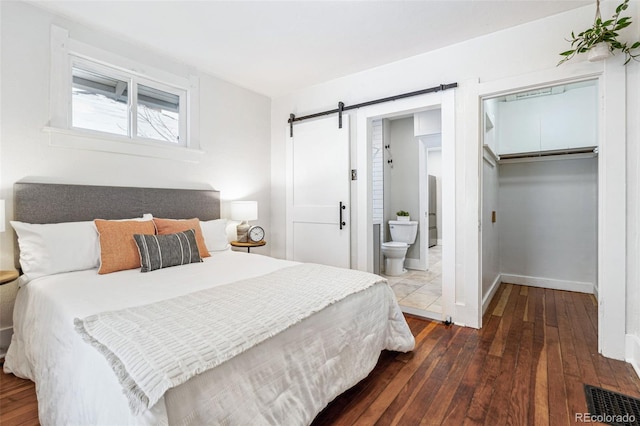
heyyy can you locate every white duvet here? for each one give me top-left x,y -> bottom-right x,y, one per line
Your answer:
4,251 -> 415,425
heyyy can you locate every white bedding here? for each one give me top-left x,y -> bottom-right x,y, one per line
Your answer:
4,251 -> 415,425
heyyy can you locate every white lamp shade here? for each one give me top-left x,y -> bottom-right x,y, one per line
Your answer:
230,201 -> 258,221
0,199 -> 5,233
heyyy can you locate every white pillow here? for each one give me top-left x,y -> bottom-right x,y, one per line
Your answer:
200,219 -> 230,251
11,214 -> 154,281
11,220 -> 100,281
226,220 -> 241,243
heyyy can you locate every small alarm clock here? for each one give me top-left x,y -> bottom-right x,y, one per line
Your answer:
248,225 -> 265,243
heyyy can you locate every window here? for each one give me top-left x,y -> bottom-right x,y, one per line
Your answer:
70,58 -> 186,146
48,25 -> 201,161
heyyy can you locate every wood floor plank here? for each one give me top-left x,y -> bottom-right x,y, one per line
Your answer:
546,325 -> 570,425
529,286 -> 549,426
571,293 -> 620,390
440,315 -> 500,425
373,325 -> 459,426
483,288 -> 528,426
564,290 -> 601,387
4,283 -> 640,426
418,331 -> 479,424
544,288 -> 558,328
351,323 -> 441,425
555,291 -> 581,379
396,327 -> 473,425
491,283 -> 512,317
487,283 -> 521,357
506,321 -> 534,425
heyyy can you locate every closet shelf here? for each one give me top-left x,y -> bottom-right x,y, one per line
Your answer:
498,146 -> 597,164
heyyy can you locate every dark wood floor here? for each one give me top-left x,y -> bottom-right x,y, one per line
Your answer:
2,283 -> 639,425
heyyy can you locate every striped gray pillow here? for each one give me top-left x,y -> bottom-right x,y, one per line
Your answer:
133,229 -> 202,272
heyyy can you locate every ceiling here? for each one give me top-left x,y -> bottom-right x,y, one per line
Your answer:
31,1 -> 591,98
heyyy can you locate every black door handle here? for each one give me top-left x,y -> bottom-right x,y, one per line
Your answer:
339,202 -> 346,230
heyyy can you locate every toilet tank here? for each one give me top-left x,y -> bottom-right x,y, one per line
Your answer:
388,220 -> 418,244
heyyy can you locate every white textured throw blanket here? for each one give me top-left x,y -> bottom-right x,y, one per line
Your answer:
75,263 -> 387,414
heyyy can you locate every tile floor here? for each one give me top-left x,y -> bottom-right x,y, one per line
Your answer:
382,245 -> 442,314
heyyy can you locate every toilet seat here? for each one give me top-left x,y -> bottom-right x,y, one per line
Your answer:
381,241 -> 408,249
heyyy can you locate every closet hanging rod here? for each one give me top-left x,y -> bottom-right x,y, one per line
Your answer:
498,146 -> 598,161
287,82 -> 458,137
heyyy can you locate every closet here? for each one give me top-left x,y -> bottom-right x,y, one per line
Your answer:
481,80 -> 599,305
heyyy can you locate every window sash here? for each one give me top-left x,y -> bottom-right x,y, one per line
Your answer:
69,55 -> 188,147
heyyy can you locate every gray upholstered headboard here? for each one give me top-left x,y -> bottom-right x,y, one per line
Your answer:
13,181 -> 221,268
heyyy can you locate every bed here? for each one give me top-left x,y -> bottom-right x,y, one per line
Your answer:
3,182 -> 415,425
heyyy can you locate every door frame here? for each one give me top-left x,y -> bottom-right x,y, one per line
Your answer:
469,58 -> 626,359
355,90 -> 456,322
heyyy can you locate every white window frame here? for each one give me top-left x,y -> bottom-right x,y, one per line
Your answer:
48,25 -> 202,162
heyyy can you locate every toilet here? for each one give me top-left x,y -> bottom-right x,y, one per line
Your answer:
381,220 -> 418,276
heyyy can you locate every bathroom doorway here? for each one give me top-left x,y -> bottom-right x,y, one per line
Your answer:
354,89 -> 455,322
372,108 -> 446,321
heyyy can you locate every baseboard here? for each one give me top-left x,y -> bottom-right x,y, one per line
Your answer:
500,274 -> 594,294
626,334 -> 640,380
0,326 -> 13,357
482,274 -> 502,315
400,305 -> 442,322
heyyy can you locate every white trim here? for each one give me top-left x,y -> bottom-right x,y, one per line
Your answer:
482,144 -> 499,166
500,274 -> 594,294
44,126 -> 204,163
285,126 -> 294,261
49,25 -> 200,153
355,90 -> 458,323
400,305 -> 443,322
626,334 -> 640,380
598,55 -> 627,360
482,274 -> 502,315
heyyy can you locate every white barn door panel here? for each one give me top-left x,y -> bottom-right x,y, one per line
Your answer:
286,116 -> 350,268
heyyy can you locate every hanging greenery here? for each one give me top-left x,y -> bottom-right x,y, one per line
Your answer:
558,0 -> 640,65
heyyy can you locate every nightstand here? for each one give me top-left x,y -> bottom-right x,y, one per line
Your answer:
230,240 -> 266,253
0,270 -> 18,285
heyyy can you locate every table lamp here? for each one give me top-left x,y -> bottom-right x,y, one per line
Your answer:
230,201 -> 257,242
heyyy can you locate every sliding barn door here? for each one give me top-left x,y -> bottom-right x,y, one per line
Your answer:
286,116 -> 350,268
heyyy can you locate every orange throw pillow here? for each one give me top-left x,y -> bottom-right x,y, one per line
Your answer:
95,219 -> 156,274
153,218 -> 210,258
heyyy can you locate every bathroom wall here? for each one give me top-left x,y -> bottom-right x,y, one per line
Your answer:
372,119 -> 384,226
426,147 -> 442,244
383,119 -> 392,244
387,117 -> 420,261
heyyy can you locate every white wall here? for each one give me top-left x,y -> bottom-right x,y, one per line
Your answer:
270,3 -> 639,337
498,158 -> 597,291
386,117 -> 420,260
481,148 -> 500,311
0,2 -> 271,336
